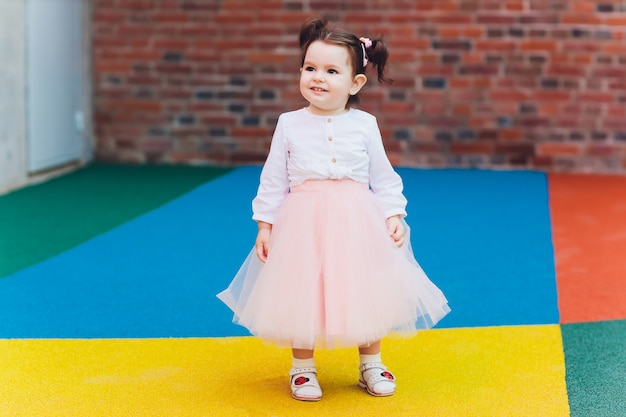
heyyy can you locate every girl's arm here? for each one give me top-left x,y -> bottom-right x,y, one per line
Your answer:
366,117 -> 407,248
252,116 -> 290,225
366,117 -> 407,219
252,115 -> 289,262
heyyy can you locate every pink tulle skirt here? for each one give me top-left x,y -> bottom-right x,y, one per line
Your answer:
217,179 -> 450,349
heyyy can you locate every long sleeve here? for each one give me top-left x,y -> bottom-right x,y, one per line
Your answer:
251,116 -> 290,224
366,117 -> 408,218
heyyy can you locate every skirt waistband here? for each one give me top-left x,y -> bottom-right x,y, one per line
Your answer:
290,179 -> 369,193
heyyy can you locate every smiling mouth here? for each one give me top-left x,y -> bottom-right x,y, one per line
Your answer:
311,87 -> 327,92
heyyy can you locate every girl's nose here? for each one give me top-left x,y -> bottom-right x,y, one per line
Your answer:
313,70 -> 324,81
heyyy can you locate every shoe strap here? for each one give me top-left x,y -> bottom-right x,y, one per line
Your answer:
289,367 -> 317,377
359,362 -> 387,372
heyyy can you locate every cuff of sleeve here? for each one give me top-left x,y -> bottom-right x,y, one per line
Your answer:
252,214 -> 275,224
384,209 -> 407,219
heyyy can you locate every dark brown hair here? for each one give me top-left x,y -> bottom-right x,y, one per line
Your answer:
299,16 -> 392,106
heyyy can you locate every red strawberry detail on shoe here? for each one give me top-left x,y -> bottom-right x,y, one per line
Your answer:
294,376 -> 309,386
381,371 -> 395,380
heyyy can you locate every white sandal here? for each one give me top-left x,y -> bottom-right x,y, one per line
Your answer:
358,362 -> 396,397
289,367 -> 322,401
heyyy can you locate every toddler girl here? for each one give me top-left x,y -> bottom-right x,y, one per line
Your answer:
218,16 -> 450,401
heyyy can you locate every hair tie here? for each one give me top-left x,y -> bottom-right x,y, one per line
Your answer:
359,37 -> 372,67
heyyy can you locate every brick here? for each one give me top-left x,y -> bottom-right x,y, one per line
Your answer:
537,144 -> 581,156
572,1 -> 595,13
500,128 -> 523,141
538,103 -> 561,117
420,102 -> 447,116
117,24 -> 155,37
517,117 -> 551,127
120,100 -> 162,112
473,78 -> 492,89
452,103 -> 472,116
573,54 -> 594,65
463,26 -> 484,38
495,144 -> 534,155
180,1 -> 221,11
576,92 -> 615,103
94,37 -> 128,48
432,40 -> 472,50
460,65 -> 499,75
231,127 -> 273,138
606,16 -> 626,26
563,41 -> 602,53
414,2 -> 435,11
422,78 -> 447,89
154,39 -> 189,49
180,26 -> 219,37
592,67 -> 626,78
152,12 -> 189,23
436,1 -> 459,11
448,77 -> 471,88
608,106 -> 626,117
604,41 -> 626,54
155,64 -> 193,74
475,40 -> 516,51
431,14 -> 473,25
94,11 -> 127,23
561,14 -> 602,25
604,118 -> 626,129
438,27 -> 461,39
519,40 -> 558,52
476,14 -> 516,24
248,52 -> 291,64
388,13 -> 428,24
533,91 -> 571,101
450,143 -> 493,154
216,39 -> 256,50
489,90 -> 529,101
416,65 -> 455,76
95,61 -> 132,74
478,130 -> 500,140
505,1 -> 525,11
585,145 -> 623,156
546,65 -> 586,77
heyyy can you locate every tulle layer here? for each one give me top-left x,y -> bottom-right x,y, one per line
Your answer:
217,179 -> 450,349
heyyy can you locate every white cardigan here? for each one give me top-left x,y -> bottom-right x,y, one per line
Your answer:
252,108 -> 408,224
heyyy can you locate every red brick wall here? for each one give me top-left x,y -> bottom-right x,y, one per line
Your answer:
93,0 -> 626,173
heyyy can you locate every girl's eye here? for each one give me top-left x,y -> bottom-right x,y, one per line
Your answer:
305,66 -> 315,72
328,69 -> 338,74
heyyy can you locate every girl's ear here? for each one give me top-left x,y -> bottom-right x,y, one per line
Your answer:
350,74 -> 367,96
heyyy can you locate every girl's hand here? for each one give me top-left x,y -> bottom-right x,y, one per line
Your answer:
255,221 -> 272,263
387,215 -> 405,248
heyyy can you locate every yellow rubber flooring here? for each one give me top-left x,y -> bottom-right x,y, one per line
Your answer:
0,325 -> 569,417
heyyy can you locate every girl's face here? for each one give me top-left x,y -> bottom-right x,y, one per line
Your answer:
299,41 -> 367,116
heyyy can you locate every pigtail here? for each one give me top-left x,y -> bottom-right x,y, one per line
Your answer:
364,38 -> 393,85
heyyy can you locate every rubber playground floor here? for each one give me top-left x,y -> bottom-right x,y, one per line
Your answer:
0,163 -> 624,417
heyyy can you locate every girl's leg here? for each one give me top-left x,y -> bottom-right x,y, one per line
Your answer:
358,340 -> 381,355
290,348 -> 322,401
358,340 -> 396,396
292,348 -> 315,359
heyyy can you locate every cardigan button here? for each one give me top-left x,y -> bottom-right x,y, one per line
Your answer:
328,136 -> 333,141
327,118 -> 332,123
331,158 -> 336,163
